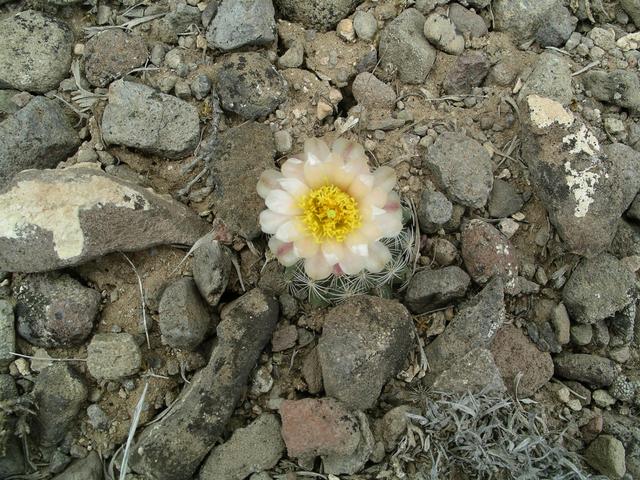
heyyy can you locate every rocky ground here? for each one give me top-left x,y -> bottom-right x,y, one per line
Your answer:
1,0 -> 640,479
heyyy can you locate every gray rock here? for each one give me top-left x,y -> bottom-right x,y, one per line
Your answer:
609,303 -> 636,348
215,52 -> 287,119
0,165 -> 208,273
443,50 -> 490,95
13,272 -> 101,348
102,80 -> 200,159
405,266 -> 470,313
353,10 -> 377,40
0,97 -> 80,188
536,5 -> 577,48
517,52 -> 573,106
380,405 -> 419,452
199,413 -> 284,480
458,0 -> 490,8
490,324 -> 554,396
52,451 -> 102,480
274,130 -> 293,153
432,347 -> 506,394
87,333 -> 142,380
207,0 -> 276,51
563,254 -> 636,324
84,30 -> 148,87
488,179 -> 524,218
425,132 -> 493,208
492,0 -> 560,39
584,70 -> 640,112
273,0 -> 361,30
0,89 -> 20,121
278,41 -> 304,69
0,300 -> 15,369
379,9 -> 436,84
554,353 -> 618,387
0,11 -> 73,93
206,121 -> 276,238
621,0 -> 640,27
417,189 -> 453,233
87,404 -> 111,431
317,296 -> 415,410
323,412 -> 374,475
352,72 -> 396,109
585,435 -> 626,479
552,303 -> 571,345
521,96 -> 640,257
0,437 -> 24,478
423,277 -> 505,379
191,74 -> 212,100
193,233 -> 232,306
302,347 -> 323,394
424,13 -> 464,55
271,324 -> 297,352
32,363 -> 87,447
130,289 -> 279,480
612,220 -> 640,258
159,277 -> 211,350
449,4 -> 488,38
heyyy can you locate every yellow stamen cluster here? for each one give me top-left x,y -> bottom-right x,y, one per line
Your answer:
299,185 -> 362,242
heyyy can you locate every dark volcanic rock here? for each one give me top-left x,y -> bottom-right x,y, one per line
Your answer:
273,0 -> 361,30
554,353 -> 618,387
405,266 -> 470,313
130,289 -> 279,480
84,30 -> 148,87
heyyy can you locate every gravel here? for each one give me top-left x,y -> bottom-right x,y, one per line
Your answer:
423,13 -> 465,55
87,333 -> 142,380
553,353 -> 618,387
207,0 -> 276,51
0,300 -> 15,369
83,30 -> 148,87
404,266 -> 470,313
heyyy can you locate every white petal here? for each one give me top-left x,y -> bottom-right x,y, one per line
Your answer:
345,231 -> 370,256
293,235 -> 319,258
348,173 -> 375,200
276,219 -> 305,242
373,166 -> 396,192
259,210 -> 289,234
339,250 -> 367,275
304,252 -> 333,280
265,190 -> 302,215
278,177 -> 310,199
384,191 -> 402,215
281,156 -> 305,181
321,241 -> 346,266
257,169 -> 283,199
376,212 -> 403,238
367,187 -> 389,208
304,138 -> 331,165
269,237 -> 300,267
365,241 -> 392,273
332,138 -> 367,165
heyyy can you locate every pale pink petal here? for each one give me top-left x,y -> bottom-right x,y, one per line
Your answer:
281,156 -> 305,182
265,190 -> 302,215
293,235 -> 319,258
269,237 -> 300,267
257,169 -> 283,199
259,210 -> 289,234
321,240 -> 346,266
373,166 -> 396,192
332,138 -> 367,165
339,250 -> 368,275
367,187 -> 389,208
384,191 -> 402,214
304,252 -> 333,280
375,211 -> 403,238
278,177 -> 310,199
365,241 -> 392,273
304,138 -> 331,164
275,219 -> 305,242
348,173 -> 375,200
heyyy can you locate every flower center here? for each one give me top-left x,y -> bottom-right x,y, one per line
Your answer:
299,185 -> 362,242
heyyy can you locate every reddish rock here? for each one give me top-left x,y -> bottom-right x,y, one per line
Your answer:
443,50 -> 490,94
271,324 -> 298,352
490,325 -> 554,396
279,398 -> 360,458
461,219 -> 518,288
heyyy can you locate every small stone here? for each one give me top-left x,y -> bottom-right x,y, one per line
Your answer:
594,389 -> 617,407
417,190 -> 453,233
271,324 -> 297,352
461,219 -> 518,288
351,72 -> 396,109
493,0 -> 559,39
150,44 -> 165,66
589,27 -> 616,51
274,130 -> 293,153
584,70 -> 640,112
490,325 -> 554,396
621,0 -> 640,27
323,412 -> 374,475
567,398 -> 582,411
552,303 -> 571,345
556,386 -> 571,403
381,405 -> 419,452
206,0 -> 276,51
302,348 -> 323,394
554,353 -> 618,387
585,435 -> 626,479
353,10 -> 377,41
0,300 -> 15,369
430,238 -> 458,266
423,13 -> 464,55
610,346 -> 631,364
190,74 -> 211,100
432,347 -> 506,394
14,273 -> 101,348
498,218 -> 519,238
517,52 -> 573,106
609,375 -> 635,401
51,451 -> 102,480
449,4 -> 488,38
199,413 -> 284,480
159,277 -> 212,350
405,266 -> 470,313
83,30 -> 148,87
279,397 -> 361,458
337,19 -> 355,42
278,41 -> 304,68
216,52 -> 287,119
571,324 -> 593,346
174,79 -> 191,100
424,132 -> 493,208
379,9 -> 437,84
535,5 -> 577,48
488,179 -> 524,218
87,404 -> 111,431
87,333 -> 142,381
192,234 -> 232,306
443,50 -> 490,95
32,364 -> 87,447
273,0 -> 361,31
102,80 -> 200,159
